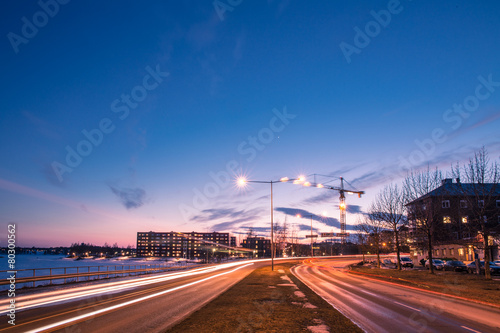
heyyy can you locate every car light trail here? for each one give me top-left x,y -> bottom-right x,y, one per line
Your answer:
0,260 -> 256,314
26,263 -> 254,333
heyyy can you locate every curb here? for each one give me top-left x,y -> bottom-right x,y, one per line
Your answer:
347,268 -> 500,309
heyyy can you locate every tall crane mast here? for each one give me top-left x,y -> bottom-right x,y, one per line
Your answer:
307,176 -> 365,246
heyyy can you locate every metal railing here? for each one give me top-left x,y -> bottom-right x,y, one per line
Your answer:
1,262 -> 203,289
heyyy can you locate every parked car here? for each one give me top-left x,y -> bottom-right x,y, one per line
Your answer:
382,259 -> 396,268
425,259 -> 445,270
443,260 -> 467,272
466,261 -> 500,275
400,257 -> 414,268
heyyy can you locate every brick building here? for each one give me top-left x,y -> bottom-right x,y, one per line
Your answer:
406,178 -> 500,262
136,231 -> 230,259
240,236 -> 271,258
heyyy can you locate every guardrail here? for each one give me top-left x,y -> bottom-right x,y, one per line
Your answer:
1,262 -> 204,288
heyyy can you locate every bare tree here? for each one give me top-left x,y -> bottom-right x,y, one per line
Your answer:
451,147 -> 500,279
371,184 -> 407,270
403,167 -> 443,274
273,218 -> 290,257
356,212 -> 385,268
355,229 -> 369,263
246,227 -> 255,238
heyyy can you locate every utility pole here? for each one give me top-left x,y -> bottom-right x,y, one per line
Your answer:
310,215 -> 313,258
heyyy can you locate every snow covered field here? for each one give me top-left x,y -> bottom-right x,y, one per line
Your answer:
0,254 -> 178,271
0,254 -> 195,290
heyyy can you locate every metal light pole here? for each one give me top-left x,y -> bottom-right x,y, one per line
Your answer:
297,213 -> 315,258
310,215 -> 313,258
270,181 -> 274,271
237,178 -> 283,271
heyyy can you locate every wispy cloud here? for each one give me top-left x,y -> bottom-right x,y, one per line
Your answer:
274,207 -> 360,230
346,205 -> 363,214
109,185 -> 147,210
301,191 -> 337,205
191,207 -> 263,223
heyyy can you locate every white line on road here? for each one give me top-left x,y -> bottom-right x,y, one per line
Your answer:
26,263 -> 254,333
461,325 -> 482,333
393,301 -> 421,312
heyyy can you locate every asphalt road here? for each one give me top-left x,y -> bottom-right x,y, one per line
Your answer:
292,258 -> 500,333
0,260 -> 266,333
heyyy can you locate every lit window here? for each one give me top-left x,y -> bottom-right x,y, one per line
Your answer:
442,200 -> 450,208
443,216 -> 451,224
458,248 -> 464,256
460,200 -> 467,208
462,216 -> 468,224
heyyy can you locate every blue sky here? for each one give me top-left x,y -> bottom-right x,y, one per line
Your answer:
1,0 -> 500,247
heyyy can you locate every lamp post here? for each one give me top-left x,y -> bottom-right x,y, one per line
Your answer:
297,214 -> 315,258
237,176 -> 311,269
238,178 -> 289,271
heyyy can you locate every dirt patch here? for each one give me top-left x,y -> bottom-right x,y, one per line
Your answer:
166,262 -> 362,332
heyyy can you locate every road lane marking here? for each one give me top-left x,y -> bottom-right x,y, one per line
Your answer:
358,289 -> 377,297
393,301 -> 421,312
0,261 -> 253,314
461,326 -> 482,333
25,263 -> 254,333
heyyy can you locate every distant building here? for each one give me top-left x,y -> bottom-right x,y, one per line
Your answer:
405,178 -> 500,262
136,231 -> 230,259
241,237 -> 271,258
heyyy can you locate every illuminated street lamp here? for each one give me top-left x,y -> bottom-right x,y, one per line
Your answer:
237,177 -> 286,271
296,213 -> 315,258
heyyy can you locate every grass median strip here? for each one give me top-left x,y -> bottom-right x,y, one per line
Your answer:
166,262 -> 362,333
349,265 -> 500,306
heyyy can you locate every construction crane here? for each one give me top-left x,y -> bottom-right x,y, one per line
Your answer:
284,175 -> 365,246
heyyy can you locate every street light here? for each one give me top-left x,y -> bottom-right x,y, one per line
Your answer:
237,177 -> 286,271
296,213 -> 315,258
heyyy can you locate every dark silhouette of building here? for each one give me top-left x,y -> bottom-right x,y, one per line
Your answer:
241,237 -> 271,258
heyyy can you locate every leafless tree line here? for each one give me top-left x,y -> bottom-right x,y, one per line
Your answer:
357,147 -> 499,278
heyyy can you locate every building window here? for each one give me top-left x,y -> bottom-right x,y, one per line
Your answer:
443,216 -> 451,224
443,249 -> 447,256
483,216 -> 488,223
442,200 -> 450,208
460,200 -> 467,208
458,248 -> 464,256
462,216 -> 468,224
478,200 -> 484,208
450,248 -> 454,256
